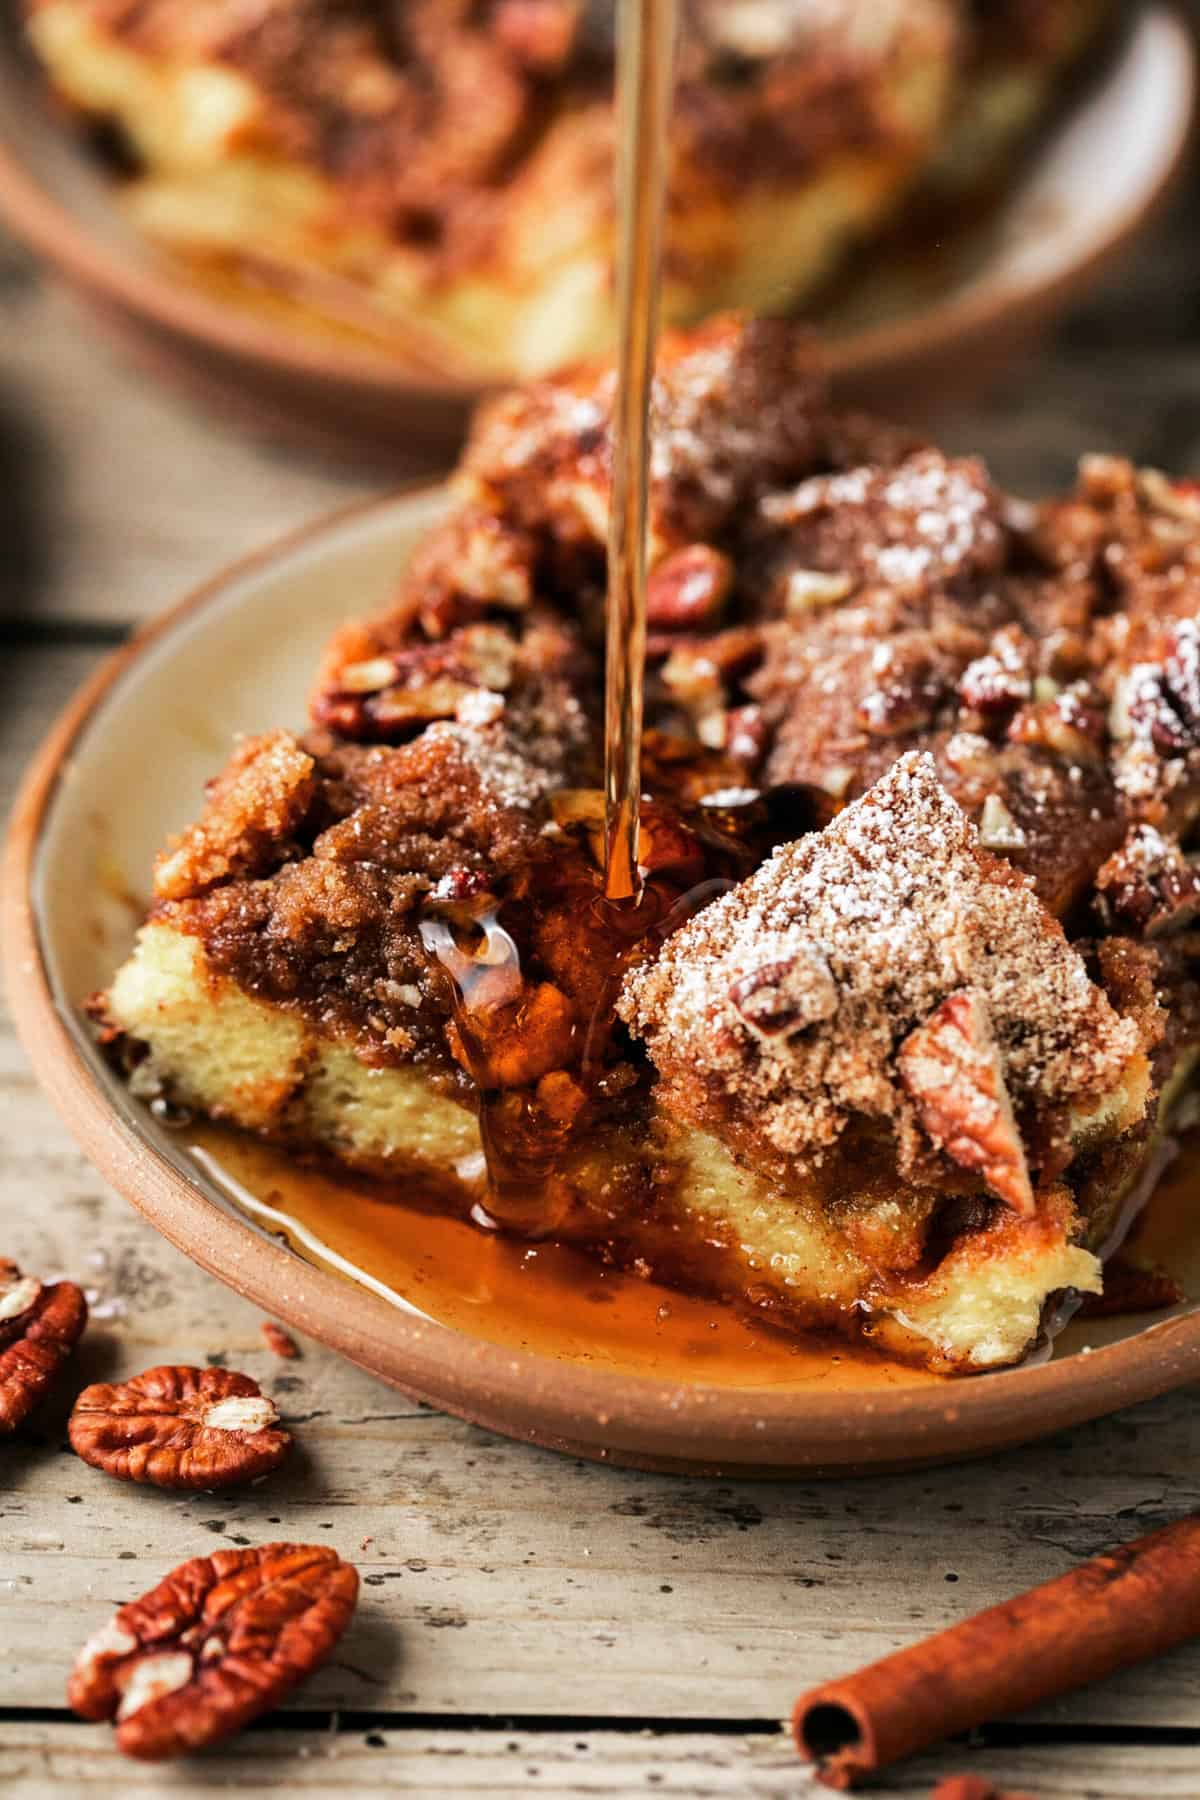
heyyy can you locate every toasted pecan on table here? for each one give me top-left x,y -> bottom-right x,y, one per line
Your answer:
68,1366 -> 290,1489
0,1258 -> 88,1433
261,1320 -> 301,1359
68,1544 -> 359,1760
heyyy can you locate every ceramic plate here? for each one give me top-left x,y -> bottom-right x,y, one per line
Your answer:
0,6 -> 1193,459
6,488 -> 1200,1477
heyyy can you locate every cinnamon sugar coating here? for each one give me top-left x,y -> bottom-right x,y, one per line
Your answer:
619,755 -> 1142,1187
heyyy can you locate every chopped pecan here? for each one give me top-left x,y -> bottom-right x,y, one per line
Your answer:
261,1321 -> 300,1360
898,990 -> 1035,1215
1116,620 -> 1200,759
977,793 -> 1028,851
781,567 -> 853,615
958,626 -> 1032,718
724,704 -> 767,765
68,1544 -> 358,1760
1006,687 -> 1105,763
314,626 -> 517,740
0,1260 -> 88,1433
729,943 -> 838,1041
68,1367 -> 290,1490
858,676 -> 943,737
1095,825 -> 1200,937
493,0 -> 580,71
646,545 -> 733,630
1138,466 -> 1200,523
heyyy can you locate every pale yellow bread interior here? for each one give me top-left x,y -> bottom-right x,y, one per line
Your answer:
108,921 -> 1118,1373
28,2 -> 951,378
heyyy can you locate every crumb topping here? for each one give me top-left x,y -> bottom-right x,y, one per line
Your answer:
619,754 -> 1140,1173
107,319 -> 1200,1242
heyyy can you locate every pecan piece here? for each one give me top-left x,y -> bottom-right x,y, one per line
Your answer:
68,1544 -> 358,1760
261,1321 -> 300,1360
1006,686 -> 1105,763
69,1366 -> 290,1489
0,1260 -> 88,1433
1095,825 -> 1200,937
646,545 -> 734,630
898,990 -> 1035,1215
729,943 -> 838,1041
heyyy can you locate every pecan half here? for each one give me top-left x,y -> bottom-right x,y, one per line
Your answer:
68,1544 -> 358,1760
0,1260 -> 88,1433
69,1367 -> 290,1490
898,990 -> 1035,1215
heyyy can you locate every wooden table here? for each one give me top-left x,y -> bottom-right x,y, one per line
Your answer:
3,192 -> 1200,1797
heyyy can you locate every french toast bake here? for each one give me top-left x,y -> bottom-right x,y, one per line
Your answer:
98,316 -> 1200,1373
25,0 -> 1105,376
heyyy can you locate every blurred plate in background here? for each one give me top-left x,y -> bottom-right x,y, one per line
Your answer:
0,5 -> 1193,465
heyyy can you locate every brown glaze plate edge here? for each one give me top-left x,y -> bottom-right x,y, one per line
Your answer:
5,490 -> 1200,1477
0,6 -> 1193,427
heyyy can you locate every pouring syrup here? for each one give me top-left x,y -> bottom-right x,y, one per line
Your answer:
603,0 -> 679,902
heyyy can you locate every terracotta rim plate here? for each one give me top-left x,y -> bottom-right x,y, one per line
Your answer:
6,487 -> 1200,1477
0,5 -> 1194,456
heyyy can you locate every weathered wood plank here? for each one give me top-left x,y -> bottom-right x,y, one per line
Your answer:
0,1723 -> 1195,1798
0,240 -> 369,632
0,644 -> 105,821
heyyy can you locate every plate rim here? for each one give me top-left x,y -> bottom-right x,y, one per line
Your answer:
0,4 -> 1193,406
6,487 -> 1200,1475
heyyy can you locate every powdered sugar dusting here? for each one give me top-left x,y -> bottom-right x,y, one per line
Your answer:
620,754 -> 1140,1170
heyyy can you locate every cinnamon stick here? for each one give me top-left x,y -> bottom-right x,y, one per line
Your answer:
793,1515 -> 1200,1789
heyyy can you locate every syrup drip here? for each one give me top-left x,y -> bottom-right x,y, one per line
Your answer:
417,8 -> 695,1235
603,0 -> 679,902
418,856 -> 737,1240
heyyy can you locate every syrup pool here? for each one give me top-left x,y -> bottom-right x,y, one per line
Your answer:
184,1123 -> 1200,1390
187,1124 -> 941,1392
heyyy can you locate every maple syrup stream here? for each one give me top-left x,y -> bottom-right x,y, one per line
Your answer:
420,0 -> 684,1233
604,0 -> 679,902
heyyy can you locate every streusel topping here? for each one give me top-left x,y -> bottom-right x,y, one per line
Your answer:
620,753 -> 1140,1169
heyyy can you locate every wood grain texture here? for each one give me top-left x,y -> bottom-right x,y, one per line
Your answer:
1,1725 -> 1196,1799
0,239 -> 367,633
